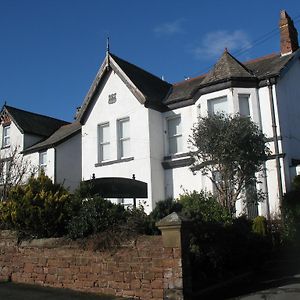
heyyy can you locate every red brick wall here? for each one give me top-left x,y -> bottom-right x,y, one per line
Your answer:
0,231 -> 183,300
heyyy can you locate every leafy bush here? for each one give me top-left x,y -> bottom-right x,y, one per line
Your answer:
0,171 -> 71,238
67,196 -> 127,239
282,189 -> 300,244
252,216 -> 267,236
147,198 -> 182,234
179,190 -> 231,224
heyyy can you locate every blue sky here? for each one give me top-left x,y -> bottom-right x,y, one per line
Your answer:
0,0 -> 299,121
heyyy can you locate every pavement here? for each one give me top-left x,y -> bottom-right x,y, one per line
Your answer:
0,282 -> 123,300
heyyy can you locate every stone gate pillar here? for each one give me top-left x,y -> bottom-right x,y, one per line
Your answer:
156,212 -> 191,300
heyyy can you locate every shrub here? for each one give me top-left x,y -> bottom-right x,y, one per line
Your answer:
252,216 -> 267,236
0,171 -> 71,238
147,198 -> 182,234
67,196 -> 127,239
282,189 -> 300,244
179,190 -> 231,224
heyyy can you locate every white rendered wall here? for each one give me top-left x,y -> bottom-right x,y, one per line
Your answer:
148,108 -> 165,205
56,133 -> 82,191
81,70 -> 154,212
275,54 -> 300,192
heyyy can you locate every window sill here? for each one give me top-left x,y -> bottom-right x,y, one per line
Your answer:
164,152 -> 189,160
1,145 -> 10,150
162,153 -> 193,170
95,157 -> 134,167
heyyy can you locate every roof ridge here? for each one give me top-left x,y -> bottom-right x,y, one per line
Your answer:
173,74 -> 207,86
243,53 -> 279,64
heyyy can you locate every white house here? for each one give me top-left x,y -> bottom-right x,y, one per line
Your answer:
1,10 -> 299,218
0,105 -> 82,192
76,10 -> 300,216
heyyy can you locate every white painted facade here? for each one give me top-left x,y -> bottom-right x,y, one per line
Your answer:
79,49 -> 300,217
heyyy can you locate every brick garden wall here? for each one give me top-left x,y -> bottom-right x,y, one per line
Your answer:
0,230 -> 184,300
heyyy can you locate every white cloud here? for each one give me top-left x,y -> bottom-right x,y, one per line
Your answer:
154,19 -> 185,36
192,30 -> 251,59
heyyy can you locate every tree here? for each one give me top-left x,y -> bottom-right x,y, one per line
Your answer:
0,146 -> 36,200
189,113 -> 269,216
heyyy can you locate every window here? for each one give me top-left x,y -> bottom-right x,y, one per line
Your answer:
238,94 -> 250,117
167,115 -> 182,154
2,125 -> 10,147
98,123 -> 110,161
117,118 -> 130,158
207,96 -> 228,115
39,151 -> 47,172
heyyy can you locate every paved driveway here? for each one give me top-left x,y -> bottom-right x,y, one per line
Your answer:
0,282 -> 123,300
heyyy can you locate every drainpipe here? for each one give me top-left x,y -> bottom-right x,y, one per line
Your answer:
267,79 -> 283,210
54,148 -> 57,184
255,89 -> 271,220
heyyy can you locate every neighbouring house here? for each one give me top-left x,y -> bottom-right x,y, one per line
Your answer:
76,10 -> 300,216
0,105 -> 82,194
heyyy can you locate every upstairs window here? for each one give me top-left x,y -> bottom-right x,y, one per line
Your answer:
39,151 -> 47,173
238,94 -> 250,117
117,118 -> 130,159
2,125 -> 10,147
208,96 -> 228,115
98,123 -> 110,161
167,115 -> 182,155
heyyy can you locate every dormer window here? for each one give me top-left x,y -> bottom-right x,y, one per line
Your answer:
2,125 -> 10,148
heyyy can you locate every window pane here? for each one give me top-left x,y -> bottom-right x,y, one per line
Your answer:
169,135 -> 183,154
167,116 -> 182,154
99,123 -> 110,161
100,124 -> 110,143
101,144 -> 110,161
168,117 -> 181,137
239,94 -> 250,117
208,96 -> 228,114
39,152 -> 47,165
121,139 -> 130,158
118,118 -> 130,158
3,126 -> 10,147
120,119 -> 130,138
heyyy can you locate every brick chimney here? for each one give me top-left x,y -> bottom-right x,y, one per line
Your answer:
279,10 -> 299,56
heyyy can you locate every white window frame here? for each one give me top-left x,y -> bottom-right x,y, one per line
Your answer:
98,122 -> 110,162
238,94 -> 251,118
117,117 -> 130,159
167,115 -> 183,155
2,125 -> 10,148
207,96 -> 228,115
39,151 -> 47,173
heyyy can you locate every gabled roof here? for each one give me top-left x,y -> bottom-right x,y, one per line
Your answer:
110,54 -> 171,107
77,48 -> 299,115
23,121 -> 81,154
77,52 -> 171,123
2,105 -> 69,137
200,49 -> 255,85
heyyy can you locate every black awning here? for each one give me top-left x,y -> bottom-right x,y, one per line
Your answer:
84,177 -> 148,198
